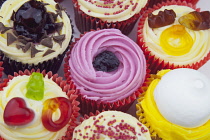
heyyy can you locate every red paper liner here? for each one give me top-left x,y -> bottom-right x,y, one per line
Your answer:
137,0 -> 210,74
0,60 -> 3,79
64,32 -> 150,116
72,0 -> 149,35
148,0 -> 198,8
0,69 -> 80,140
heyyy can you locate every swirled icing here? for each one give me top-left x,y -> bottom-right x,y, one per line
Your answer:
140,69 -> 210,140
0,0 -> 72,64
77,0 -> 148,22
72,111 -> 151,140
0,75 -> 69,140
69,29 -> 146,103
143,5 -> 210,65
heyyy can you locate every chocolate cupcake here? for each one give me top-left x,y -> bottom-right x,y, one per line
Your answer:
0,0 -> 72,75
72,0 -> 149,35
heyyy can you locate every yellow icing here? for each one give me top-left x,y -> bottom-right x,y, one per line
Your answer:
0,75 -> 69,140
137,70 -> 210,140
160,25 -> 193,56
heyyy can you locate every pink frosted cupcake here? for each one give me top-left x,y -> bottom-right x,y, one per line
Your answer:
137,0 -> 210,73
72,0 -> 149,35
0,69 -> 80,140
64,29 -> 148,115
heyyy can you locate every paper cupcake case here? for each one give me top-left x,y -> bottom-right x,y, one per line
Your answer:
137,0 -> 210,74
0,69 -> 80,140
0,61 -> 3,78
72,0 -> 148,35
64,36 -> 150,116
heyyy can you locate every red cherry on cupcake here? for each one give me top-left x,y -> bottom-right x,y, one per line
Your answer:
42,97 -> 72,132
3,97 -> 35,126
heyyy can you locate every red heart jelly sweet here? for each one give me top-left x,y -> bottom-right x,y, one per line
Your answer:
4,97 -> 35,126
42,97 -> 72,132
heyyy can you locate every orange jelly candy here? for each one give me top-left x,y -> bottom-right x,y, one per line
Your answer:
42,97 -> 72,132
179,11 -> 210,30
160,25 -> 193,56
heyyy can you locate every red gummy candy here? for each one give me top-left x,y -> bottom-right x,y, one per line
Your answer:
3,97 -> 35,126
42,97 -> 72,132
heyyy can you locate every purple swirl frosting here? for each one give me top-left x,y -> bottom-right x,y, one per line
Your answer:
69,29 -> 146,103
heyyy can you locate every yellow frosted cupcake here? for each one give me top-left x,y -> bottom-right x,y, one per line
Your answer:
136,68 -> 210,140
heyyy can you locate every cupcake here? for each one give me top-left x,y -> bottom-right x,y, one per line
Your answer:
136,68 -> 210,140
0,69 -> 80,140
72,111 -> 151,140
72,0 -> 149,35
0,0 -> 72,75
137,0 -> 210,74
148,0 -> 199,8
64,29 -> 148,115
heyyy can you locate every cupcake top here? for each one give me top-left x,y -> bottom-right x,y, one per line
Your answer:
69,29 -> 146,103
142,5 -> 210,65
0,72 -> 73,140
76,0 -> 148,22
0,0 -> 72,64
72,111 -> 151,140
139,68 -> 210,139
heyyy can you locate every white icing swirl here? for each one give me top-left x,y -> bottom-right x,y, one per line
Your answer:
154,68 -> 210,128
143,5 -> 210,65
0,0 -> 72,64
77,0 -> 148,22
0,75 -> 69,140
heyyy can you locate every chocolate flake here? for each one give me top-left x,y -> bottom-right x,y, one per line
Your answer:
43,49 -> 55,57
56,10 -> 62,18
55,22 -> 63,34
18,35 -> 32,41
16,44 -> 24,50
53,34 -> 65,46
7,33 -> 17,46
40,37 -> 53,48
11,11 -> 16,21
23,42 -> 33,53
49,12 -> 58,22
0,22 -> 12,34
31,45 -> 42,58
55,4 -> 65,11
40,30 -> 48,40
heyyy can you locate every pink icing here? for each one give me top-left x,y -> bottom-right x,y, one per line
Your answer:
69,29 -> 146,102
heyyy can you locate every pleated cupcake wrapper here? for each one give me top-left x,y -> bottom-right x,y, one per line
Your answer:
136,74 -> 162,140
64,32 -> 150,116
0,61 -> 4,79
72,0 -> 149,35
137,0 -> 210,74
147,0 -> 198,8
0,69 -> 80,140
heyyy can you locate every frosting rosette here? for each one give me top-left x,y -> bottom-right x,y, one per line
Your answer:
72,111 -> 151,140
68,29 -> 146,103
137,1 -> 210,73
76,0 -> 148,22
136,68 -> 210,140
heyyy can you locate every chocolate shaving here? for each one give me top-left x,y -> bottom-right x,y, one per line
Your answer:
55,4 -> 65,11
0,22 -> 12,34
40,37 -> 53,48
16,44 -> 24,50
148,9 -> 176,28
40,30 -> 48,40
49,12 -> 55,23
55,22 -> 63,34
43,2 -> 49,6
18,35 -> 32,41
11,11 -> 16,21
31,45 -> 42,58
53,34 -> 65,46
7,33 -> 17,46
56,10 -> 62,18
23,42 -> 33,53
12,30 -> 18,36
43,49 -> 55,57
49,12 -> 58,22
